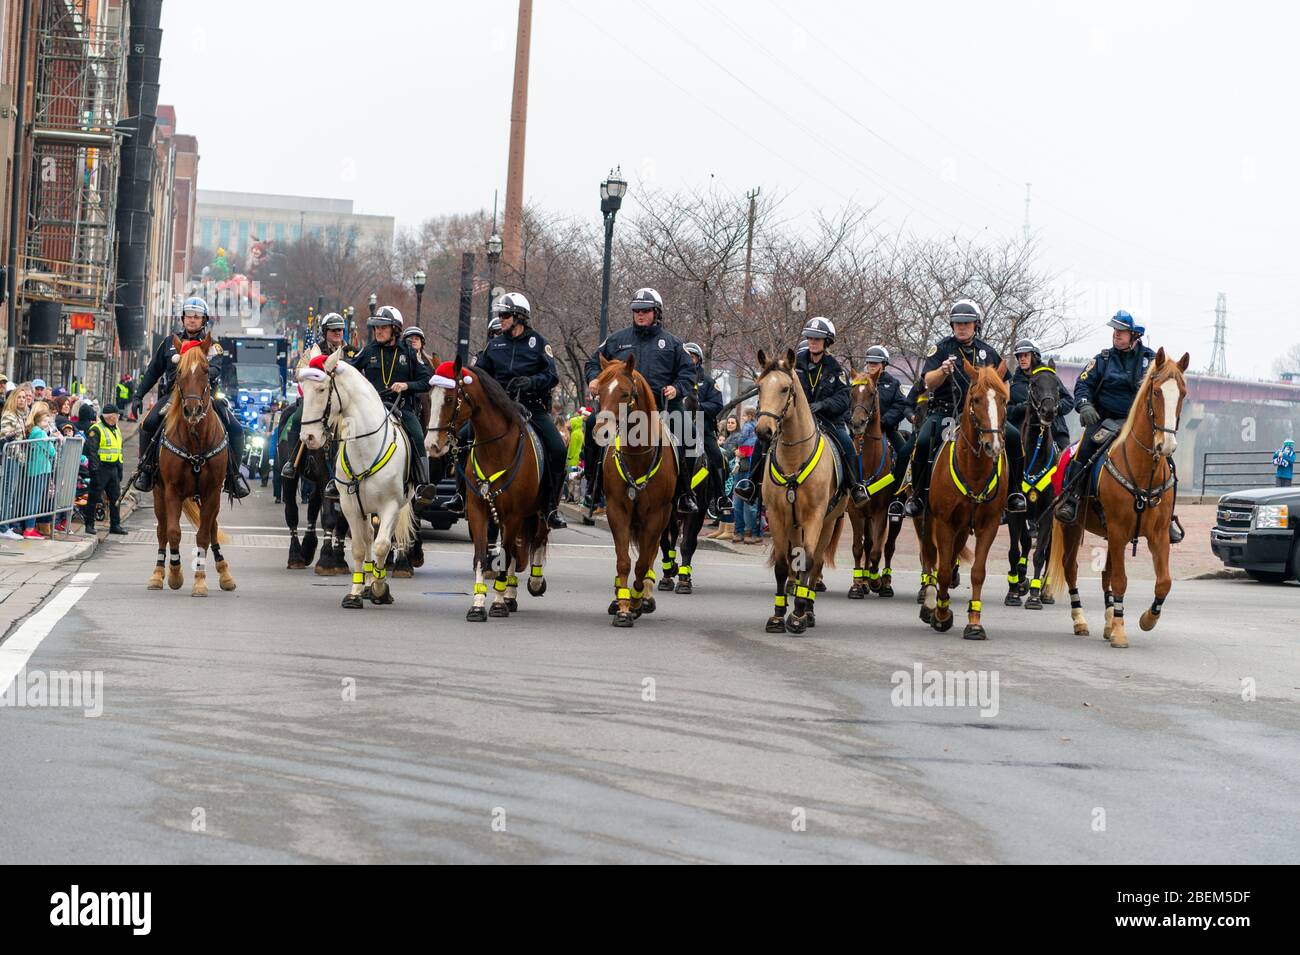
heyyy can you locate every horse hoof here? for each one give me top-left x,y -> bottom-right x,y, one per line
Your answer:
370,587 -> 393,605
191,586 -> 208,598
813,580 -> 826,593
1139,610 -> 1159,631
1005,593 -> 1022,607
607,600 -> 619,615
847,585 -> 865,599
311,560 -> 331,574
674,579 -> 692,594
147,570 -> 163,591
288,559 -> 307,570
505,597 -> 518,612
393,567 -> 414,579
527,578 -> 546,597
765,616 -> 787,633
466,606 -> 487,622
341,594 -> 364,609
612,612 -> 635,628
1024,595 -> 1042,610
916,587 -> 926,605
919,605 -> 933,624
658,577 -> 676,591
878,586 -> 894,598
785,615 -> 807,635
1073,623 -> 1090,636
640,596 -> 656,614
805,611 -> 816,628
1040,593 -> 1055,605
962,624 -> 987,641
488,603 -> 509,618
167,571 -> 183,591
1110,633 -> 1129,648
361,586 -> 373,601
933,613 -> 954,633
409,546 -> 425,569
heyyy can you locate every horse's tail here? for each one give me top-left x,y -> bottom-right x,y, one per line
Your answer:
181,498 -> 229,544
823,513 -> 845,569
1044,518 -> 1067,600
392,502 -> 417,555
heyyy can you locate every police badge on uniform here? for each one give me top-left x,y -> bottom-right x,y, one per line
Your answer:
528,336 -> 537,349
978,349 -> 987,361
658,339 -> 666,349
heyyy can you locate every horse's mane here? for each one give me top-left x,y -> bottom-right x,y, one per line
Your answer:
1116,355 -> 1183,445
165,342 -> 210,432
470,365 -> 526,428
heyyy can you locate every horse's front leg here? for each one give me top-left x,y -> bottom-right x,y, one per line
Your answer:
866,507 -> 887,595
847,506 -> 867,598
465,502 -> 491,622
1106,528 -> 1131,648
928,518 -> 955,632
488,521 -> 519,617
631,517 -> 662,616
1025,510 -> 1051,609
367,504 -> 399,605
674,509 -> 704,595
787,520 -> 823,635
341,500 -> 370,609
964,519 -> 997,640
191,487 -> 218,597
149,484 -> 167,590
658,522 -> 678,590
608,503 -> 636,627
166,492 -> 184,591
1140,511 -> 1173,633
1005,515 -> 1024,606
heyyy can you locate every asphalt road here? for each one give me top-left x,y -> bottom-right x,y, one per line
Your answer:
1,485 -> 1297,864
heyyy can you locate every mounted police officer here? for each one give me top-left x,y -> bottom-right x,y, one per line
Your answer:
132,296 -> 250,498
863,344 -> 907,455
459,292 -> 568,529
1054,310 -> 1181,543
897,299 -> 1026,518
685,342 -> 726,509
346,305 -> 436,507
735,317 -> 870,507
281,311 -> 357,480
582,288 -> 700,515
84,404 -> 127,535
1006,338 -> 1074,451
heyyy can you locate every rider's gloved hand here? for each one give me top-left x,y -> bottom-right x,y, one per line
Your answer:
1078,403 -> 1101,428
809,401 -> 825,415
508,377 -> 530,395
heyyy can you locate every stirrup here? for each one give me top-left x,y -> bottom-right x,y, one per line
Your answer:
850,482 -> 870,505
443,492 -> 466,514
413,484 -> 437,506
734,478 -> 759,504
280,462 -> 298,480
547,510 -> 567,529
133,469 -> 154,492
1054,494 -> 1080,525
1169,515 -> 1185,545
1006,491 -> 1027,514
324,480 -> 340,501
226,474 -> 251,499
676,493 -> 699,514
903,495 -> 925,517
887,499 -> 905,519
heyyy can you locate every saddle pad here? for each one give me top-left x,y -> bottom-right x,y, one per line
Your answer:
524,419 -> 545,483
1053,441 -> 1079,496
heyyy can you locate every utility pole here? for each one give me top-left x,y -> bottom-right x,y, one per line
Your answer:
742,187 -> 760,320
1208,292 -> 1228,377
457,252 -> 475,366
502,0 -> 533,278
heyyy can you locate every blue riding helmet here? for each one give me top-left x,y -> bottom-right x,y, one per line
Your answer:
1107,310 -> 1145,337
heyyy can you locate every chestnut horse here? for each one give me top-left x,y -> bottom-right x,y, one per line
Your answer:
754,348 -> 846,635
426,355 -> 550,622
918,360 -> 1008,639
1046,349 -> 1189,648
593,354 -> 677,627
148,337 -> 235,596
846,365 -> 904,599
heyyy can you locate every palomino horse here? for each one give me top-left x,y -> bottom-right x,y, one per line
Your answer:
1004,360 -> 1063,610
148,337 -> 236,596
593,353 -> 677,627
754,348 -> 846,635
425,356 -> 550,622
918,359 -> 1009,639
297,350 -> 417,609
1046,349 -> 1189,649
846,366 -> 904,599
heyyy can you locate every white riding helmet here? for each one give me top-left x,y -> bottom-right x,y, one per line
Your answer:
802,316 -> 836,344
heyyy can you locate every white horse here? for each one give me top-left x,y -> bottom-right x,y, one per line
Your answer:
298,349 -> 417,609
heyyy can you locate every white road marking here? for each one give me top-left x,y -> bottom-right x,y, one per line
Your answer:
0,572 -> 98,697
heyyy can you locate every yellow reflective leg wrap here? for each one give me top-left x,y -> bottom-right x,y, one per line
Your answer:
668,549 -> 676,559
363,561 -> 375,573
631,587 -> 643,599
1007,573 -> 1020,584
969,599 -> 982,613
374,566 -> 387,580
936,597 -> 950,609
645,568 -> 656,581
352,572 -> 365,584
473,583 -> 487,594
617,587 -> 631,600
662,560 -> 674,570
795,585 -> 816,600
774,594 -> 787,608
678,565 -> 691,576
530,565 -> 544,577
853,568 -> 867,579
882,567 -> 892,576
1030,578 -> 1042,589
493,578 -> 507,592
866,569 -> 881,580
507,574 -> 518,587
1018,556 -> 1028,566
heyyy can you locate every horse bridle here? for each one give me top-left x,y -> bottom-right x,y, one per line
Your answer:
849,381 -> 876,437
179,380 -> 212,423
759,368 -> 817,449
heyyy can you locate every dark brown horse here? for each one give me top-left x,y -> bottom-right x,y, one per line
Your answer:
918,360 -> 1008,639
846,365 -> 904,598
1046,349 -> 1189,648
148,337 -> 235,596
593,353 -> 677,627
426,355 -> 549,621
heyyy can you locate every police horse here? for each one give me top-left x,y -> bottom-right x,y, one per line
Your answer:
296,350 -> 418,608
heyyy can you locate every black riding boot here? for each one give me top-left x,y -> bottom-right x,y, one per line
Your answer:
733,444 -> 767,504
280,440 -> 300,480
224,423 -> 251,499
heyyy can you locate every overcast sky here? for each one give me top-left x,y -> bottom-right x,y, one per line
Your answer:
159,0 -> 1297,377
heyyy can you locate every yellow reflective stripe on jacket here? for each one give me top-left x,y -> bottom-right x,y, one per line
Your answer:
769,434 -> 824,487
91,422 -> 123,463
947,442 -> 1002,498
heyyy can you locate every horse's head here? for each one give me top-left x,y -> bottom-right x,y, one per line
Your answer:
594,353 -> 648,447
1148,347 -> 1190,457
426,356 -> 475,458
174,336 -> 214,426
754,348 -> 799,442
297,347 -> 344,450
1025,358 -> 1060,431
962,357 -> 1009,458
848,362 -> 880,436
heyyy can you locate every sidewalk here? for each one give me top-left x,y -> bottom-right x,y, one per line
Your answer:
560,499 -> 1228,581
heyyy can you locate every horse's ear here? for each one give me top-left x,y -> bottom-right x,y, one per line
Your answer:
624,351 -> 636,377
962,356 -> 976,379
324,348 -> 343,374
599,353 -> 610,370
1048,357 -> 1057,371
757,348 -> 768,370
996,358 -> 1007,379
453,354 -> 462,378
1155,346 -> 1166,367
785,347 -> 796,369
1177,352 -> 1190,372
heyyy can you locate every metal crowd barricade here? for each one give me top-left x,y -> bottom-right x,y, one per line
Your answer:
0,435 -> 85,526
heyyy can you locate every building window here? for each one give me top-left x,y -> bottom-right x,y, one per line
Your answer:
201,217 -> 213,249
274,222 -> 285,243
255,221 -> 269,241
292,221 -> 302,241
218,219 -> 230,250
238,220 -> 249,254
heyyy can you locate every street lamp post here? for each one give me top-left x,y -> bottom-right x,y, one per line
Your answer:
413,269 -> 426,324
486,233 -> 502,325
344,305 -> 355,345
598,166 -> 627,343
368,293 -> 377,317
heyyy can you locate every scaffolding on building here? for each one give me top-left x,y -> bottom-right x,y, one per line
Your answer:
17,0 -> 127,394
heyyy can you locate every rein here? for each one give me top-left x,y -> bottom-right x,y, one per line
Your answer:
602,372 -> 664,502
1104,373 -> 1180,554
762,367 -> 827,530
851,383 -> 895,496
